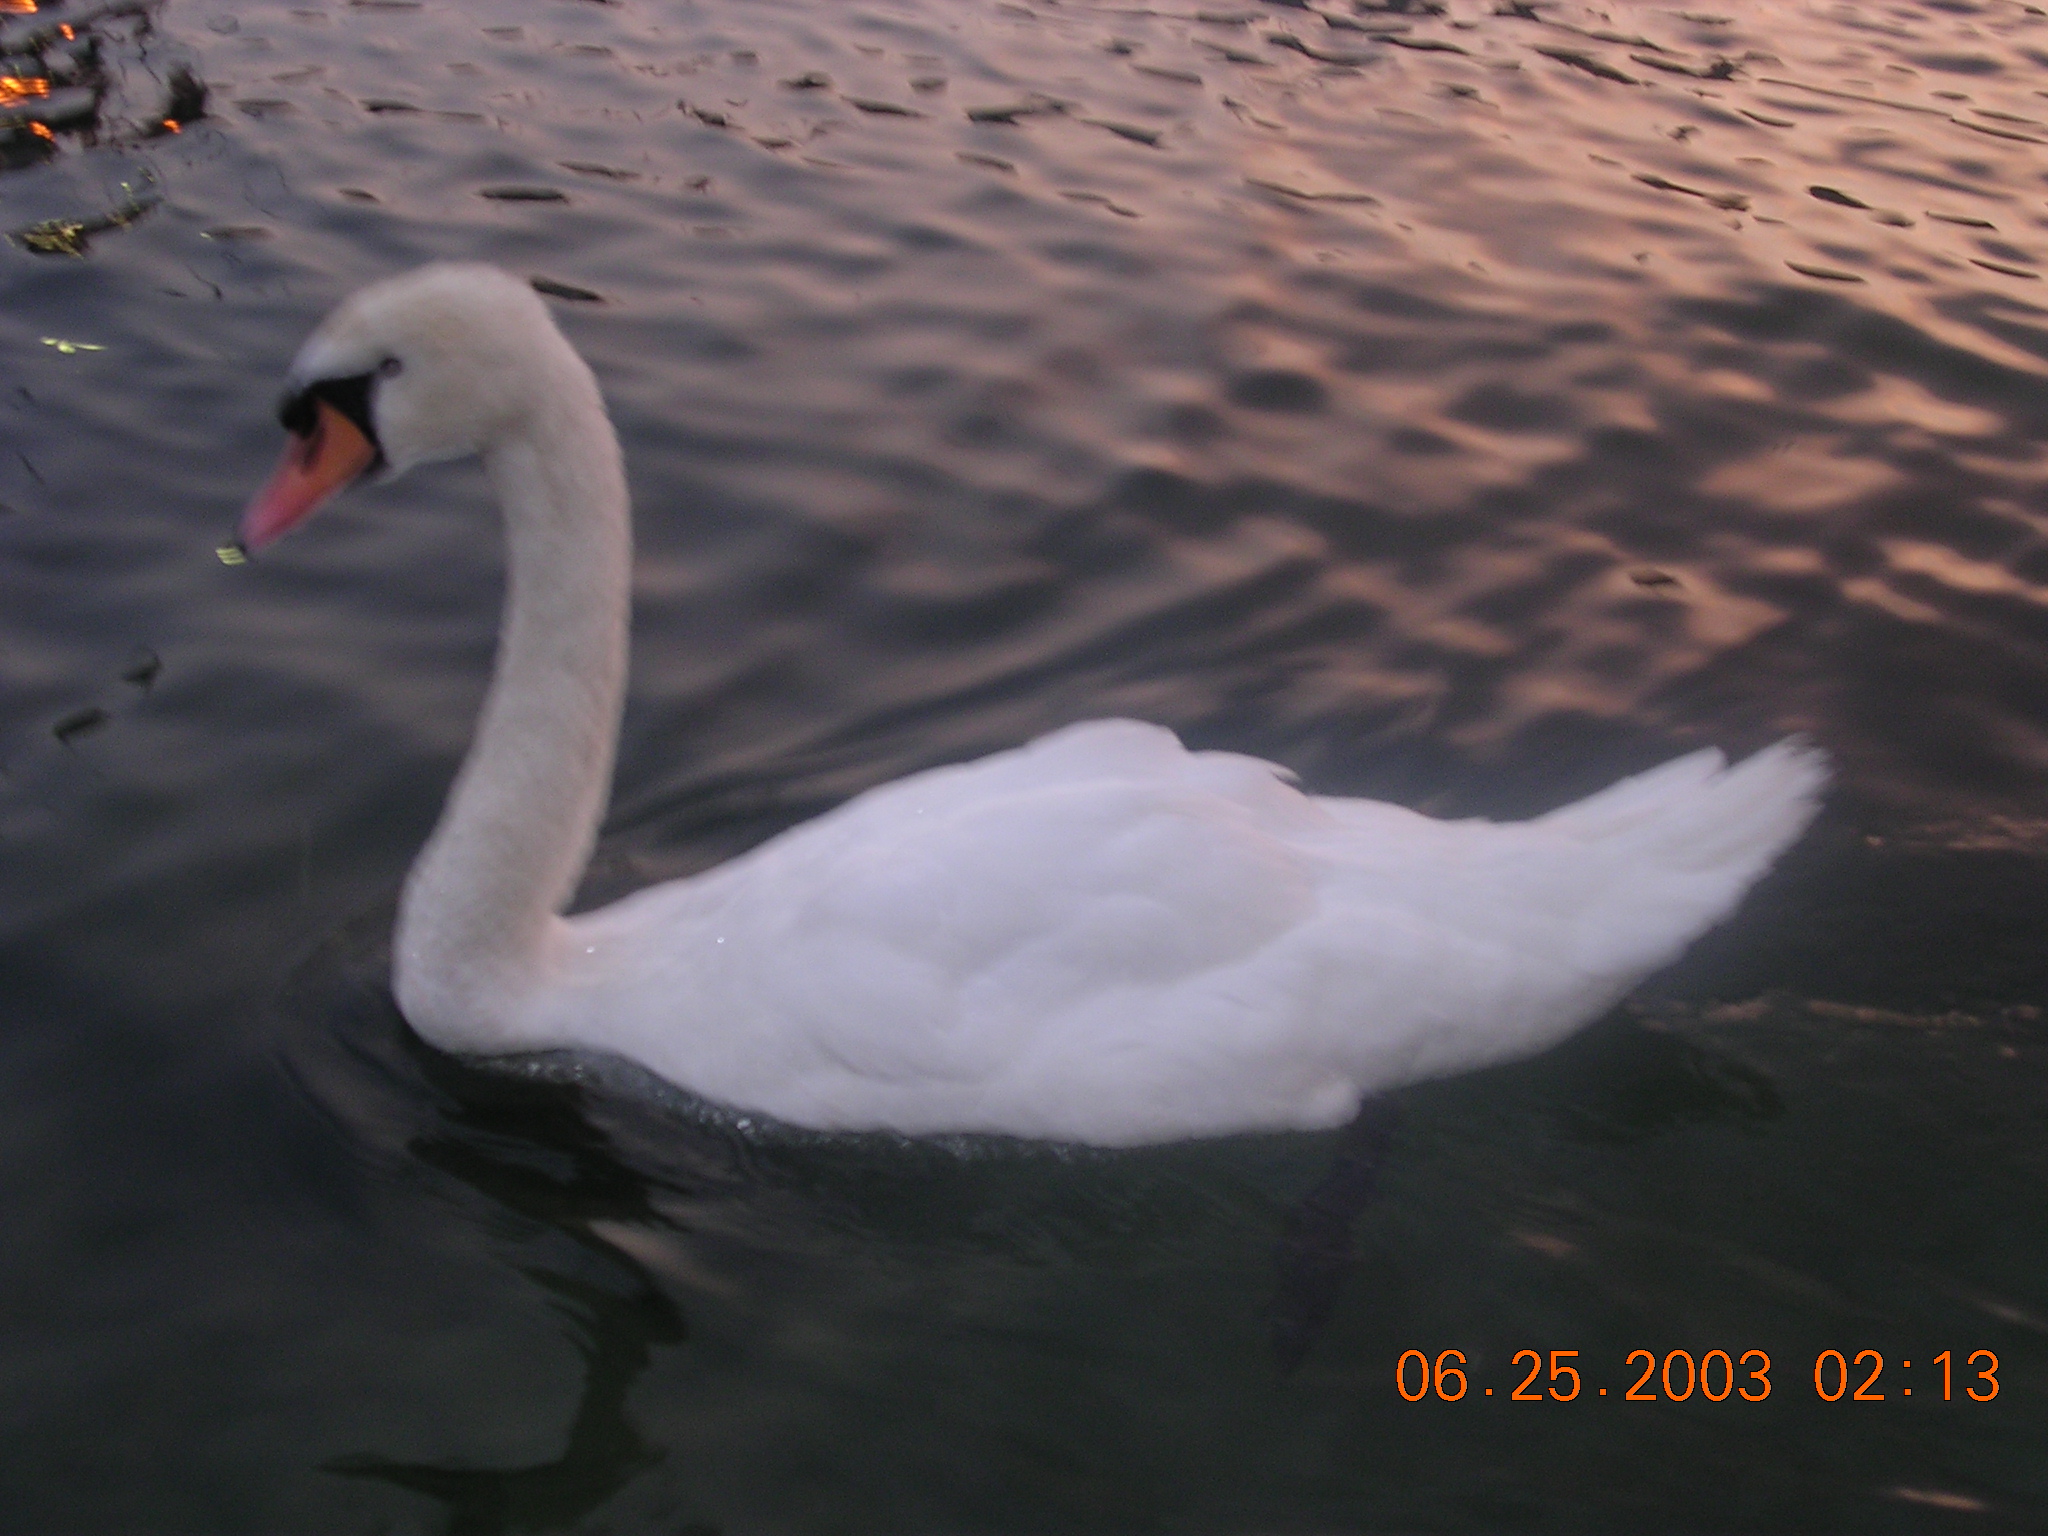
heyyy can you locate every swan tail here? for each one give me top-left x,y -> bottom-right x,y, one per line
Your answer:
1538,739 -> 1827,874
1534,739 -> 1828,979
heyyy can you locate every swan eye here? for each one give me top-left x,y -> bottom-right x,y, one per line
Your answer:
277,371 -> 388,473
377,356 -> 403,378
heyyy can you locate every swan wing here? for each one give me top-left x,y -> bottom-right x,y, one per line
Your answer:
549,725 -> 1823,1143
557,723 -> 1363,1133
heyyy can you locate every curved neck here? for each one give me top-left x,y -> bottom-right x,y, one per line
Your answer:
394,373 -> 631,1048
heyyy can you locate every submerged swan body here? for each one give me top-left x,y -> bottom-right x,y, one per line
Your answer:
244,264 -> 1827,1147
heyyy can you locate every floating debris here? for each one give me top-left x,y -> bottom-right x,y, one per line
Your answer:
215,543 -> 247,566
38,335 -> 106,352
530,275 -> 604,302
201,225 -> 270,240
16,219 -> 90,255
0,8 -> 202,182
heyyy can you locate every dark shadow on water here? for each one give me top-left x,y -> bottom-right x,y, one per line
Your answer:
319,1040 -> 695,1534
1268,1095 -> 1401,1375
275,919 -> 703,1535
1553,1020 -> 1784,1147
272,908 -> 1408,1518
323,1265 -> 679,1536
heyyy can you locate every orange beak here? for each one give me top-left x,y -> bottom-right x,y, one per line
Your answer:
240,397 -> 379,552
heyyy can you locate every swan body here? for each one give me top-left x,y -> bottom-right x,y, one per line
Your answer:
244,264 -> 1827,1147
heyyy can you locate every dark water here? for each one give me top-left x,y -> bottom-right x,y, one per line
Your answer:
2,0 -> 2046,1528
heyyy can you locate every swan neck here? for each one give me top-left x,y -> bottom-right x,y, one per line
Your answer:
395,376 -> 631,1048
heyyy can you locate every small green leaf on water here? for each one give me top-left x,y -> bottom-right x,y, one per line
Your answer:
40,336 -> 105,353
215,543 -> 248,566
19,221 -> 89,256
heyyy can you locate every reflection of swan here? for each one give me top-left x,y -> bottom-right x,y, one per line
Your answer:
243,264 -> 1827,1147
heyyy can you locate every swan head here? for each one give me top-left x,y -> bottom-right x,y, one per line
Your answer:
242,263 -> 570,551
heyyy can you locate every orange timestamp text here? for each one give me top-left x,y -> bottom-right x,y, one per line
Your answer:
1396,1349 -> 2001,1403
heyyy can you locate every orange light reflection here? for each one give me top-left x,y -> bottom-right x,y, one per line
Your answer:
0,76 -> 52,109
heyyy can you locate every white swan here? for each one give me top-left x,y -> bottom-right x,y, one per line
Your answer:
242,264 -> 1826,1147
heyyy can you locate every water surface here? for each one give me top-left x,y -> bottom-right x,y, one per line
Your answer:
2,0 -> 2045,1529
